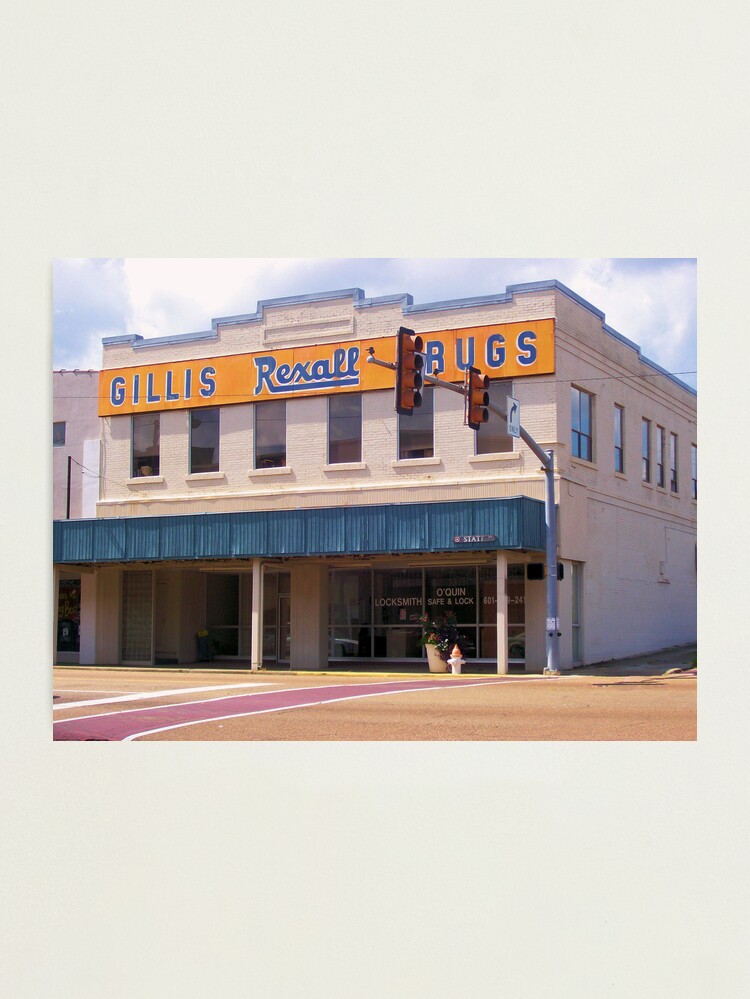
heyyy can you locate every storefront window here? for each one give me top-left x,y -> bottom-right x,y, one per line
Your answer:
327,563 -> 510,662
373,627 -> 424,658
425,566 -> 476,624
329,569 -> 372,657
478,565 -> 497,658
373,568 -> 422,658
57,578 -> 81,653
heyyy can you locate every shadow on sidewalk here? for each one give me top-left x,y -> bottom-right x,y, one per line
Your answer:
571,644 -> 697,677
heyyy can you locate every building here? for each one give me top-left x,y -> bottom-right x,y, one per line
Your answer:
53,281 -> 697,671
53,369 -> 101,663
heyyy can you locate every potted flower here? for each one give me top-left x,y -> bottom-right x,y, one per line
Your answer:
414,611 -> 462,673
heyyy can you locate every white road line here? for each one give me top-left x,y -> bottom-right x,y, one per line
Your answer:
54,690 -> 138,696
53,683 -> 378,725
54,674 -> 561,729
53,682 -> 276,711
124,679 -> 515,741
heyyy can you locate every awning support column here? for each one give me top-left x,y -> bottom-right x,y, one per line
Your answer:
251,558 -> 263,670
496,551 -> 509,675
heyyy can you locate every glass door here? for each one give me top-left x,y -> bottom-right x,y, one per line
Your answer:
278,591 -> 291,662
205,573 -> 252,659
263,571 -> 291,666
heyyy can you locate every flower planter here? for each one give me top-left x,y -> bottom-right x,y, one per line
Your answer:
425,644 -> 449,673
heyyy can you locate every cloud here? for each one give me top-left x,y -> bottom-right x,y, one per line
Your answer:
52,258 -> 696,387
53,258 -> 132,369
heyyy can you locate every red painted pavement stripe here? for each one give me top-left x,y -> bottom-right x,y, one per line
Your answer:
52,678 -> 504,742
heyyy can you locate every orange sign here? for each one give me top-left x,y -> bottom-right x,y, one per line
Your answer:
98,320 -> 554,416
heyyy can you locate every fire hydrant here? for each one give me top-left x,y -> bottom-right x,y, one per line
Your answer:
448,644 -> 464,675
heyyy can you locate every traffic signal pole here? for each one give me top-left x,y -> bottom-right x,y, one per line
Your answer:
367,345 -> 561,676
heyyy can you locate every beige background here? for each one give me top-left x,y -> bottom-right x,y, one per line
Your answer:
3,0 -> 747,996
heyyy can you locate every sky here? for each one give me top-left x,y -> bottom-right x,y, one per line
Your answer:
52,258 -> 697,389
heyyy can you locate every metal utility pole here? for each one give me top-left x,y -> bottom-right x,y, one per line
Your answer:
66,455 -> 72,520
367,345 -> 561,676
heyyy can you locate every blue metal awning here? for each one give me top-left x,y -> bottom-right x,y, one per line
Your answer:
53,497 -> 545,564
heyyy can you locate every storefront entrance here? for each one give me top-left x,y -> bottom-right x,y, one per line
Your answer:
204,571 -> 253,659
56,576 -> 81,664
262,570 -> 291,666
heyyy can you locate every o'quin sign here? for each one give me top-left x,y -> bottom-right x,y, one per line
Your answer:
98,320 -> 555,416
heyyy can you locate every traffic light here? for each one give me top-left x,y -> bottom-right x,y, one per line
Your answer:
465,366 -> 490,430
395,326 -> 424,415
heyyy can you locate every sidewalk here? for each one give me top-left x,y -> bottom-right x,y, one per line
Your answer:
570,643 -> 697,677
54,643 -> 697,678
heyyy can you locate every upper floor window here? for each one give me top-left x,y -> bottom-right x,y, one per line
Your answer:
691,443 -> 697,500
399,386 -> 434,460
656,425 -> 666,488
328,394 -> 362,464
614,405 -> 624,473
476,380 -> 514,455
132,412 -> 160,477
190,407 -> 220,473
571,387 -> 593,462
670,432 -> 678,493
642,418 -> 652,482
255,400 -> 286,469
53,421 -> 66,447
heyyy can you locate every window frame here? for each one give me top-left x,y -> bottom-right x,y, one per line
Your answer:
190,406 -> 220,474
670,432 -> 679,493
613,404 -> 624,473
691,442 -> 697,500
571,386 -> 594,463
131,411 -> 161,477
656,425 -> 666,488
254,399 -> 287,470
476,379 -> 514,455
327,392 -> 362,465
398,386 -> 434,460
642,417 -> 652,483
